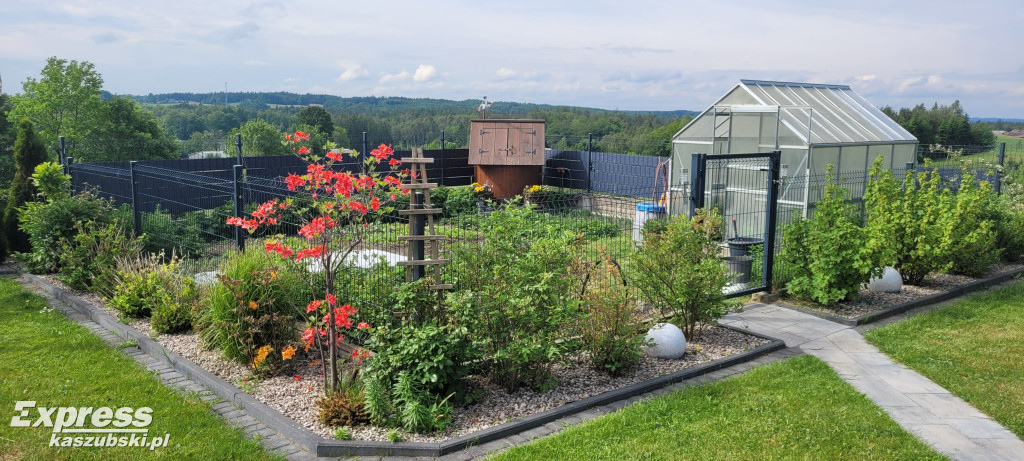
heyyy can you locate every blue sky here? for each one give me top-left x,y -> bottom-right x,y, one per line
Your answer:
2,0 -> 1022,118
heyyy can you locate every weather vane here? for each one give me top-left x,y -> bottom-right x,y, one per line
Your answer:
476,96 -> 493,119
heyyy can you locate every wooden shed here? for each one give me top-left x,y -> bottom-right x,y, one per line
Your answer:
468,119 -> 545,199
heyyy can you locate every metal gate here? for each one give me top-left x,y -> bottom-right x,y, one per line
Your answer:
690,151 -> 781,298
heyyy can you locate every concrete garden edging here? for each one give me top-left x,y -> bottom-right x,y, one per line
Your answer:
776,266 -> 1024,327
25,272 -> 786,458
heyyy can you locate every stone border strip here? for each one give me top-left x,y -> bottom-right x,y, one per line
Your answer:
23,272 -> 785,459
776,266 -> 1024,327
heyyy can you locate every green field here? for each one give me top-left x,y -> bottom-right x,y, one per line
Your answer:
0,277 -> 280,461
491,355 -> 943,461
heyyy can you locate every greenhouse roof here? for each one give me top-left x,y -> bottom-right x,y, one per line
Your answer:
710,80 -> 916,145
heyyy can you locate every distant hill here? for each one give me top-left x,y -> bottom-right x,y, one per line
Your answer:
129,92 -> 698,118
973,117 -> 1024,123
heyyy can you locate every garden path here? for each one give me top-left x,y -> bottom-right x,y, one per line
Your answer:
722,303 -> 1024,461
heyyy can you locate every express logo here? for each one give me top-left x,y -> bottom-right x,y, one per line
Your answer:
10,401 -> 169,450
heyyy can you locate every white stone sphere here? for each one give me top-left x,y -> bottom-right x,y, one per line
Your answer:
644,323 -> 687,359
868,266 -> 903,293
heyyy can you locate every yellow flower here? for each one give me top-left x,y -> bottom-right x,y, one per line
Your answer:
281,345 -> 296,361
252,345 -> 273,368
528,185 -> 541,194
474,186 -> 484,193
248,301 -> 259,310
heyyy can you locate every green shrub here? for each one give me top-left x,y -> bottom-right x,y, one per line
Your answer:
109,258 -> 200,332
4,119 -> 48,255
579,252 -> 647,377
448,205 -> 583,391
630,209 -> 731,338
442,185 -> 478,217
197,247 -> 307,369
317,385 -> 369,427
109,270 -> 154,318
362,320 -> 466,432
58,220 -> 141,293
30,162 -> 70,202
987,196 -> 1024,262
942,169 -> 999,276
864,158 -> 949,285
782,166 -> 875,305
151,271 -> 201,334
17,189 -> 118,274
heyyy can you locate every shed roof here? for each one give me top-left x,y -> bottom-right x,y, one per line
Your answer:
679,80 -> 917,146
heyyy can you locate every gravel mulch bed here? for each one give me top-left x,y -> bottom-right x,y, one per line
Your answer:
28,275 -> 769,444
782,262 -> 1024,319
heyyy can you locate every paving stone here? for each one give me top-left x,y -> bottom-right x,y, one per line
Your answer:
284,450 -> 319,461
869,365 -> 950,395
556,415 -> 582,426
437,451 -> 473,461
219,409 -> 247,420
230,415 -> 259,429
271,443 -> 303,457
211,401 -> 234,412
519,426 -> 552,440
905,393 -> 988,420
945,418 -> 1019,440
254,426 -> 278,438
260,435 -> 293,450
974,438 -> 1024,461
904,423 -> 988,460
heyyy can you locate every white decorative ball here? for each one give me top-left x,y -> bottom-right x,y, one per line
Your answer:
868,266 -> 903,293
644,323 -> 687,359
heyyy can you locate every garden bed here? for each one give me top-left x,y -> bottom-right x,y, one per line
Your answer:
34,272 -> 773,445
778,262 -> 1024,325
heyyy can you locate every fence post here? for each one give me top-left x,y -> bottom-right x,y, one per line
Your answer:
65,156 -> 74,192
996,142 -> 1006,195
763,151 -> 781,292
586,133 -> 593,192
361,132 -> 368,175
233,165 -> 245,251
129,161 -> 142,236
439,130 -> 446,186
235,133 -> 243,166
689,153 -> 706,216
59,136 -> 66,165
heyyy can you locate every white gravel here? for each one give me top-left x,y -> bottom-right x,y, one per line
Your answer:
784,262 -> 1024,318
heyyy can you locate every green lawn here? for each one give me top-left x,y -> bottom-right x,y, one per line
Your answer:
0,277 -> 280,461
491,355 -> 943,461
866,280 -> 1024,439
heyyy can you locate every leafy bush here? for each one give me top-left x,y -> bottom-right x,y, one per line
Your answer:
864,158 -> 949,285
30,162 -> 70,201
448,205 -> 583,391
630,209 -> 731,338
17,189 -> 118,274
782,166 -> 876,305
442,185 -> 478,217
197,247 -> 307,369
579,252 -> 647,377
317,385 -> 369,427
942,169 -> 998,276
109,258 -> 201,333
58,220 -> 141,293
362,320 -> 466,432
987,195 -> 1024,262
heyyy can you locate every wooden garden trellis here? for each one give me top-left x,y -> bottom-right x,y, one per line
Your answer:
396,148 -> 452,290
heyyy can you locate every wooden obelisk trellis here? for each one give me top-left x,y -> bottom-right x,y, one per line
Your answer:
396,148 -> 452,290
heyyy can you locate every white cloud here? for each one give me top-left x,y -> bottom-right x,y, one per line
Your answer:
338,65 -> 368,81
379,70 -> 409,84
413,64 -> 437,82
496,67 -> 516,79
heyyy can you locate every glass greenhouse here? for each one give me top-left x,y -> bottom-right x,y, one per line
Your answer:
669,80 -> 918,230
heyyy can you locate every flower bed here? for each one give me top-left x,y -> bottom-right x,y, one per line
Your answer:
779,262 -> 1024,324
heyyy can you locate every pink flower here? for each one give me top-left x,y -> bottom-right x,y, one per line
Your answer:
357,322 -> 369,330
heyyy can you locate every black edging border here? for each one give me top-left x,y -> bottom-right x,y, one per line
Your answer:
776,266 -> 1024,327
24,272 -> 785,458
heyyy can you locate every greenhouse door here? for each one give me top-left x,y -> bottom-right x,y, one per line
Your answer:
689,151 -> 781,298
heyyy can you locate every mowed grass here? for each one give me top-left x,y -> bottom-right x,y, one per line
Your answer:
491,355 -> 943,461
866,280 -> 1024,438
0,277 -> 279,461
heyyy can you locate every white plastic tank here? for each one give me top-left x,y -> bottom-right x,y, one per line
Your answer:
633,202 -> 666,243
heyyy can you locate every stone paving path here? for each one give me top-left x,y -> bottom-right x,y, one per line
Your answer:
721,303 -> 1024,461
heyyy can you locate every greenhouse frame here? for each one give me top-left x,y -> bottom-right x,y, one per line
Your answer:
668,80 -> 918,232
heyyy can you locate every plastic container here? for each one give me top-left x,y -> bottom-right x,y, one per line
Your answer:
722,255 -> 753,284
633,202 -> 666,243
726,237 -> 763,257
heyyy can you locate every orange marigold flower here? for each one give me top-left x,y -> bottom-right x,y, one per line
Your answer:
248,301 -> 259,310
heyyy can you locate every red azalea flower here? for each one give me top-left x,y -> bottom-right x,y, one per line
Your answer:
305,300 -> 321,313
370,197 -> 380,211
326,151 -> 343,161
388,158 -> 400,166
297,146 -> 310,155
326,293 -> 336,305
